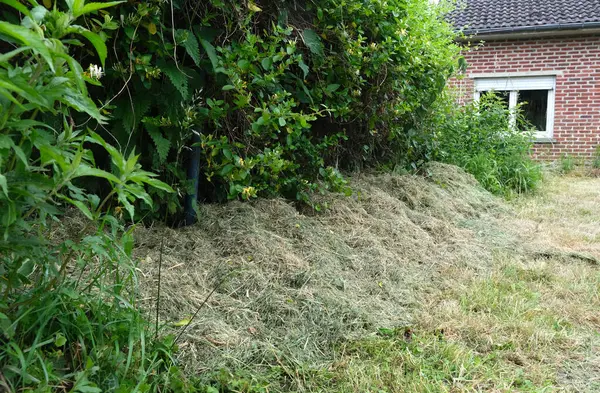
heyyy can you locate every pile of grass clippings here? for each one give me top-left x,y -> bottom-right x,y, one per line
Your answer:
133,163 -> 509,376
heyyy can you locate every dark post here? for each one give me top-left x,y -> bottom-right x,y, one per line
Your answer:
184,130 -> 201,226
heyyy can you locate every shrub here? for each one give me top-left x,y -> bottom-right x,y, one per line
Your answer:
433,93 -> 542,196
85,0 -> 461,214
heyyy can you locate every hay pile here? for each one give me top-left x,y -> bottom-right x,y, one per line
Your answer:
134,163 -> 509,373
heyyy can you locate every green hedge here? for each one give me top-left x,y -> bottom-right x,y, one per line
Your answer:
90,0 -> 461,215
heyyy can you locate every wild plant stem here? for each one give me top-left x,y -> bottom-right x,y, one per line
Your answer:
155,236 -> 164,339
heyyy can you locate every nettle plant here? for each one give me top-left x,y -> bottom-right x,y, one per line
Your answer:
0,1 -> 180,391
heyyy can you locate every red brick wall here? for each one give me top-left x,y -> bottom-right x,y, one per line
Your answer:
451,35 -> 600,160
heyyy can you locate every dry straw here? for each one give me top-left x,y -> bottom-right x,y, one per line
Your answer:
131,163 -> 511,374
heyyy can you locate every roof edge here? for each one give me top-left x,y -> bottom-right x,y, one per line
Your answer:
461,21 -> 600,37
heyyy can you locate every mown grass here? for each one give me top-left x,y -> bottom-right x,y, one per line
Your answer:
205,257 -> 598,393
319,175 -> 600,393
295,251 -> 599,393
203,175 -> 600,393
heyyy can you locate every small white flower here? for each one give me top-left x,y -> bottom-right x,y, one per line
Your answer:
88,64 -> 104,80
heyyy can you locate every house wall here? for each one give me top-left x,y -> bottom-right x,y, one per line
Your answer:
451,35 -> 600,160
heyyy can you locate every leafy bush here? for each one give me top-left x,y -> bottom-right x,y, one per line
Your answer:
85,0 -> 461,215
433,93 -> 542,196
0,1 -> 196,391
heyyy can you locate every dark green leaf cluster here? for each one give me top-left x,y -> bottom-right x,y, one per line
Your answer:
90,0 -> 460,215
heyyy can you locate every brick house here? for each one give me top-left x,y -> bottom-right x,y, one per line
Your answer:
451,0 -> 600,160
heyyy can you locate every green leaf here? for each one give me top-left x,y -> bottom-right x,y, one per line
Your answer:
2,201 -> 17,233
70,27 -> 108,68
30,5 -> 47,22
160,61 -> 188,99
0,87 -> 25,109
0,174 -> 8,199
58,195 -> 94,219
0,135 -> 11,149
72,166 -> 121,184
298,60 -> 309,78
71,200 -> 94,219
54,333 -> 67,347
117,189 -> 135,219
326,83 -> 340,94
0,0 -> 32,18
0,22 -> 53,71
57,53 -> 86,95
222,85 -> 235,91
10,143 -> 28,168
39,144 -> 68,170
220,164 -> 234,176
198,37 -> 219,73
146,125 -> 171,164
66,0 -> 83,13
172,318 -> 191,327
0,46 -> 31,63
0,79 -> 46,107
75,385 -> 102,393
75,1 -> 124,17
0,312 -> 14,339
302,29 -> 324,57
179,29 -> 201,67
278,117 -> 286,127
261,57 -> 273,71
142,177 -> 174,193
237,59 -> 250,71
62,92 -> 107,123
87,131 -> 126,172
17,259 -> 34,276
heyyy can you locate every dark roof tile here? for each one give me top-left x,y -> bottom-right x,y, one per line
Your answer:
450,0 -> 600,35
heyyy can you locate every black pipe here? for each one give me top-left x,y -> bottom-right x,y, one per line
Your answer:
184,130 -> 201,226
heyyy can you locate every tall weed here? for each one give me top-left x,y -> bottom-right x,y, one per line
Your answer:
433,93 -> 542,196
0,1 -> 193,391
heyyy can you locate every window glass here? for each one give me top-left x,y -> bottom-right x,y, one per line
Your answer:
517,90 -> 548,132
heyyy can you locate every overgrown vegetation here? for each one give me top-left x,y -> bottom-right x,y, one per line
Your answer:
433,93 -> 543,196
83,0 -> 461,216
0,1 -> 194,391
1,0 -> 557,391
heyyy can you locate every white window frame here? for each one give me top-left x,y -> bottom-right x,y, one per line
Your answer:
473,76 -> 556,140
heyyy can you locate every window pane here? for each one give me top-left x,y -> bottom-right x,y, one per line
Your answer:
518,90 -> 548,131
480,90 -> 510,110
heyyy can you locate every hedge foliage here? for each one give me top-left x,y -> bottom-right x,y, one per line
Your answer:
87,0 -> 461,216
